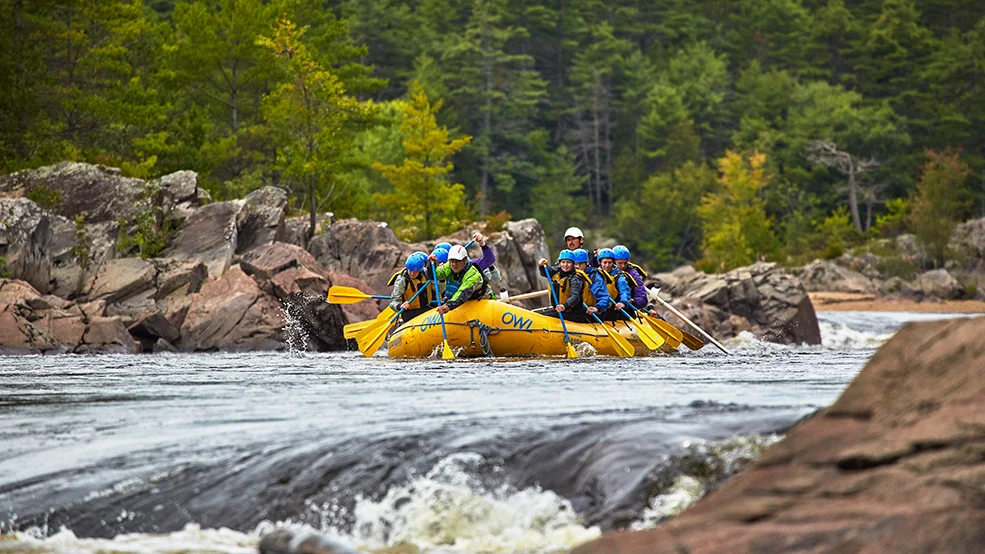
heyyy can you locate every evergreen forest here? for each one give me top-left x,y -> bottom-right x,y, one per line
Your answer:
2,0 -> 984,271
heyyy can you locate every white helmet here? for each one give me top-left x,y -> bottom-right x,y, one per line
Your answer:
564,227 -> 584,239
447,244 -> 469,261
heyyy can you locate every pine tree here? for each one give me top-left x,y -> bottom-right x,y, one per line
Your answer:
373,83 -> 473,241
259,17 -> 374,242
909,149 -> 972,267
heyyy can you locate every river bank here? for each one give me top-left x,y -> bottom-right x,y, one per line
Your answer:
810,291 -> 985,312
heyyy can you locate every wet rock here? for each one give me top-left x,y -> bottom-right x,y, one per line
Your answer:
152,337 -> 178,353
241,243 -> 347,351
258,528 -> 359,554
178,265 -> 284,352
77,317 -> 138,354
236,186 -> 288,254
654,263 -> 820,345
162,200 -> 244,279
0,198 -> 53,294
571,317 -> 985,554
798,259 -> 877,294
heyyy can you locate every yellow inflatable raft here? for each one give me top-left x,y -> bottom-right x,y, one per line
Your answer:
385,299 -> 652,358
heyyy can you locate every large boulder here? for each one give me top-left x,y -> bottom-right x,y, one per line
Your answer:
0,198 -> 52,294
327,272 -> 381,323
572,317 -> 985,554
178,265 -> 284,352
162,200 -> 244,279
241,242 -> 347,351
236,186 -> 288,254
505,219 -> 551,293
797,259 -> 877,294
654,263 -> 821,345
48,215 -> 119,299
911,268 -> 965,301
0,162 -> 145,223
308,219 -> 410,293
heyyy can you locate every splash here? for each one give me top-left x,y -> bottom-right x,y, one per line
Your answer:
329,453 -> 601,553
280,292 -> 325,356
631,434 -> 782,530
818,320 -> 894,349
0,523 -> 258,554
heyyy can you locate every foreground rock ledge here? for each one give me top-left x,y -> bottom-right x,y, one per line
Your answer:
571,317 -> 985,554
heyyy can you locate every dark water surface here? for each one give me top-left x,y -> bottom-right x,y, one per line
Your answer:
0,312 -> 968,553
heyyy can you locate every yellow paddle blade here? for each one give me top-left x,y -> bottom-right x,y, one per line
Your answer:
601,322 -> 634,358
343,307 -> 397,339
565,341 -> 579,359
343,319 -> 376,339
327,285 -> 373,304
680,330 -> 706,351
643,314 -> 682,349
630,318 -> 666,351
441,340 -> 455,360
355,319 -> 392,357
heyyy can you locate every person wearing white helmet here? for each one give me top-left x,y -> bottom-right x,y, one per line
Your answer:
429,244 -> 490,314
563,227 -> 585,251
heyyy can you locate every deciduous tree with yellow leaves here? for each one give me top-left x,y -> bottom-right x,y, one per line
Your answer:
373,83 -> 472,241
698,151 -> 777,272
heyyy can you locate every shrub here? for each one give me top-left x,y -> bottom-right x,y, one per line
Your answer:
26,184 -> 62,211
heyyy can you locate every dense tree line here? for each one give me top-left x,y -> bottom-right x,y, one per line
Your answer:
1,0 -> 983,269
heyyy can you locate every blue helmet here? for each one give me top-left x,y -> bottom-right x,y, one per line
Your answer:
612,245 -> 631,260
435,242 -> 452,252
572,248 -> 589,263
556,249 -> 575,262
597,248 -> 615,261
405,251 -> 428,273
431,247 -> 449,263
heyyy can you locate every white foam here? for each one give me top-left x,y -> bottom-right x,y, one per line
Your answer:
339,452 -> 600,553
0,523 -> 258,554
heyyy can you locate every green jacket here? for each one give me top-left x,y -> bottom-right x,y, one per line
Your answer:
435,261 -> 488,309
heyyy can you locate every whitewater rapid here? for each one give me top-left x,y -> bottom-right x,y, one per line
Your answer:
0,311 -> 977,554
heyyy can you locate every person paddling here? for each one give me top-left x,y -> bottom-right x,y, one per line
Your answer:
572,248 -> 611,314
387,252 -> 433,322
612,245 -> 661,318
597,248 -> 633,321
537,249 -> 601,323
430,245 -> 490,314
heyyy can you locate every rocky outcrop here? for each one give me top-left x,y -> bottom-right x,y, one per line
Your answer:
0,198 -> 52,293
654,263 -> 821,345
0,279 -> 137,354
328,272 -> 381,323
241,243 -> 347,351
797,259 -> 876,294
178,266 -> 285,352
309,219 -> 408,293
0,162 -> 145,223
162,200 -> 243,279
572,317 -> 985,554
236,186 -> 288,254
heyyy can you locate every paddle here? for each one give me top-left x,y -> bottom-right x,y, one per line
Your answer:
639,312 -> 683,350
649,288 -> 729,355
328,285 -> 390,304
544,266 -> 578,359
584,303 -> 634,358
678,329 -> 706,351
354,286 -> 429,357
618,308 -> 665,351
343,307 -> 396,339
430,261 -> 455,360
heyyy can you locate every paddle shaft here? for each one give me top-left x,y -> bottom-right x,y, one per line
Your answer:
651,293 -> 730,354
430,262 -> 453,352
502,289 -> 550,303
543,267 -> 575,347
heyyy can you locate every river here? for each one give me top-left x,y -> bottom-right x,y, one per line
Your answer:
0,312 -> 975,553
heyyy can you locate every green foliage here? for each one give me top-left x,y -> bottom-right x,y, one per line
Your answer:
26,184 -> 62,211
1,0 -> 985,273
818,206 -> 859,254
875,197 -> 911,237
373,83 -> 472,241
697,152 -> 777,272
909,149 -> 972,267
72,215 -> 93,295
0,256 -> 9,279
116,187 -> 178,259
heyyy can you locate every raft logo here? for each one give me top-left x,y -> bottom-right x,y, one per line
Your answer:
420,313 -> 443,332
501,311 -> 533,331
